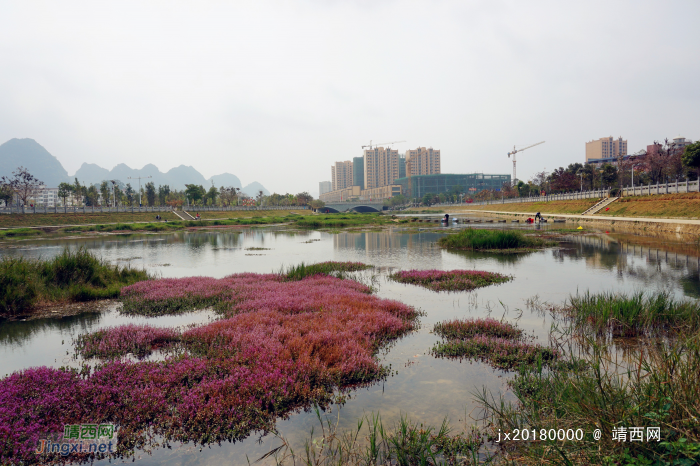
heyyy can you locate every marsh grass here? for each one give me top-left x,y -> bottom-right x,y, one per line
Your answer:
0,228 -> 43,239
0,248 -> 148,317
265,407 -> 486,466
475,329 -> 700,465
294,213 -> 391,229
431,318 -> 557,370
389,269 -> 511,292
565,290 -> 700,337
438,228 -> 552,252
282,261 -> 374,281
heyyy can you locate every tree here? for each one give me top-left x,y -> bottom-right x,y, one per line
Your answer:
205,186 -> 219,205
0,183 -> 13,206
601,163 -> 618,187
99,181 -> 111,206
256,190 -> 265,205
85,185 -> 99,206
549,167 -> 579,193
58,182 -> 73,207
125,183 -> 135,206
0,166 -> 43,207
158,185 -> 171,206
421,192 -> 437,206
310,199 -> 325,210
113,185 -> 123,207
185,184 -> 205,205
73,178 -> 84,206
145,182 -> 157,207
295,192 -> 313,207
219,186 -> 240,206
682,141 -> 700,180
530,170 -> 549,194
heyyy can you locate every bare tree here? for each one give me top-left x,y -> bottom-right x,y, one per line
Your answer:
219,186 -> 240,206
0,166 -> 43,207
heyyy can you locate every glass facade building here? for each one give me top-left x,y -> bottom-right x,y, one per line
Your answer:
352,157 -> 364,190
394,173 -> 511,199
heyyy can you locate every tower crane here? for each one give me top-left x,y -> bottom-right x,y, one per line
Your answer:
507,141 -> 545,184
362,140 -> 406,150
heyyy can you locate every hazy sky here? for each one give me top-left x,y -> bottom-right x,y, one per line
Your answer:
1,0 -> 698,195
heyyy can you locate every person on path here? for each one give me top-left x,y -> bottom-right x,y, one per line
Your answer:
535,212 -> 541,222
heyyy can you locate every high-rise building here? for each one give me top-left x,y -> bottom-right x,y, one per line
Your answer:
331,161 -> 353,191
319,181 -> 332,196
363,147 -> 399,189
585,136 -> 627,163
398,155 -> 406,179
405,147 -> 441,177
352,157 -> 364,190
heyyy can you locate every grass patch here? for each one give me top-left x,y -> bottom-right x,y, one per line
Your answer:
438,228 -> 552,252
0,228 -> 44,239
0,248 -> 149,318
294,213 -> 391,229
564,290 -> 700,337
282,261 -> 373,281
389,269 -> 511,292
475,330 -> 700,464
602,192 -> 700,218
431,318 -> 557,370
462,198 -> 601,214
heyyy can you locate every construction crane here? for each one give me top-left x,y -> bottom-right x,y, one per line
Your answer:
362,140 -> 406,150
507,141 -> 545,184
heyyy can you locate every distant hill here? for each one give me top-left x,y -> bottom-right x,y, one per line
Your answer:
0,138 -> 70,187
241,181 -> 270,197
0,138 -> 267,193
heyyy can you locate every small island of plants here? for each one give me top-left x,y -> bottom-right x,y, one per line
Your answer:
389,269 -> 511,292
438,228 -> 552,253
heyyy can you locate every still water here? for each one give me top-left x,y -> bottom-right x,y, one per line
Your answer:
1,224 -> 699,464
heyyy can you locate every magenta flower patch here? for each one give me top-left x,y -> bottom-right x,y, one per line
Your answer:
389,269 -> 510,292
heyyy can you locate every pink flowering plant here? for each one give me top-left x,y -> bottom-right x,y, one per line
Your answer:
0,270 -> 418,465
432,318 -> 557,370
74,324 -> 180,360
389,269 -> 510,292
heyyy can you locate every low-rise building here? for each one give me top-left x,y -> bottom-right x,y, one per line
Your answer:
394,173 -> 511,199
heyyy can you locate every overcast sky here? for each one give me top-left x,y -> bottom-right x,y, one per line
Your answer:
1,0 -> 698,196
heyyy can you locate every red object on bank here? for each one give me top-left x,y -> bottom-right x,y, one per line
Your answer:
605,207 -> 610,211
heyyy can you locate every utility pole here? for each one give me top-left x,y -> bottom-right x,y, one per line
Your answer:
127,176 -> 151,207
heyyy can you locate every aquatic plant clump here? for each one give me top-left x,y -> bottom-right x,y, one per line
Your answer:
283,261 -> 373,281
0,273 -> 418,464
432,317 -> 557,370
74,324 -> 180,360
0,248 -> 149,317
389,269 -> 510,292
438,228 -> 551,252
433,335 -> 557,370
434,317 -> 523,340
566,290 -> 700,337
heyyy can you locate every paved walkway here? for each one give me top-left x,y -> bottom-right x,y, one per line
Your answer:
459,209 -> 700,226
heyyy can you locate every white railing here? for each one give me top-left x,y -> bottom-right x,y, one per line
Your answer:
621,180 -> 699,196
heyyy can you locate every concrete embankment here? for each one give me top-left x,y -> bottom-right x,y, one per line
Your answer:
460,209 -> 700,237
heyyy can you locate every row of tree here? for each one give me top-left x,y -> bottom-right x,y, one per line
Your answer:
0,167 -> 324,209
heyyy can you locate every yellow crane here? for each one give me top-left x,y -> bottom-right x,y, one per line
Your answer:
508,141 -> 545,183
362,140 -> 406,150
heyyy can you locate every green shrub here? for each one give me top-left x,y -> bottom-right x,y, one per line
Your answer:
0,248 -> 149,317
438,228 -> 550,251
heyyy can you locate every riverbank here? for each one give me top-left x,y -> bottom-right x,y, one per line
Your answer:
0,209 -> 311,229
0,212 -> 397,244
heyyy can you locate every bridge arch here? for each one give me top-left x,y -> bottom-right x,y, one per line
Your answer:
349,205 -> 381,213
318,207 -> 340,213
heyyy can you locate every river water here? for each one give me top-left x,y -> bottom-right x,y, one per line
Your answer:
1,222 -> 699,464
